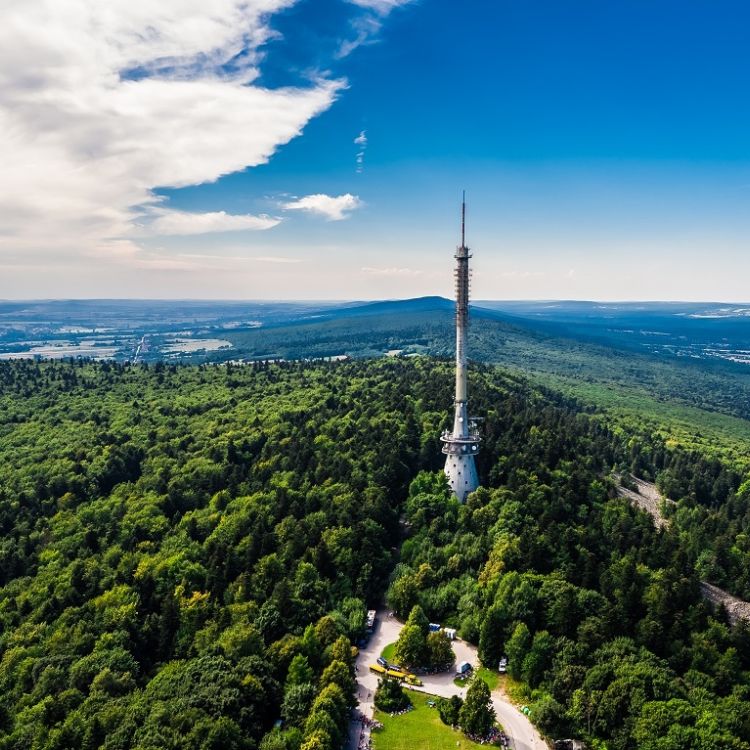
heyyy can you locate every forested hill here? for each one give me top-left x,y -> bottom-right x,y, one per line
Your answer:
221,300 -> 750,430
0,358 -> 749,749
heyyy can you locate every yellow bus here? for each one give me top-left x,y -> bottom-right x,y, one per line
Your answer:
368,664 -> 423,686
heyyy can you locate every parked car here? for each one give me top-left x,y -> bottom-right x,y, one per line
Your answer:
377,657 -> 388,667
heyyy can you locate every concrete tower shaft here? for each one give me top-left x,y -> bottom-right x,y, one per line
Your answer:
440,194 -> 480,502
454,240 -> 470,415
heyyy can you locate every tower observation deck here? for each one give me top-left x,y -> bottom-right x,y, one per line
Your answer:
440,194 -> 480,502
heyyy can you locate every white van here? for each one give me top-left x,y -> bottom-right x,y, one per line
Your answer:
456,661 -> 472,676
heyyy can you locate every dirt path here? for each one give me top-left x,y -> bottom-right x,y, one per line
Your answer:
615,474 -> 675,529
616,475 -> 750,625
350,611 -> 549,750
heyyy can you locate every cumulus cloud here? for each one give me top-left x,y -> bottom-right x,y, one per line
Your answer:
145,209 -> 280,236
0,0 -> 343,266
282,193 -> 362,221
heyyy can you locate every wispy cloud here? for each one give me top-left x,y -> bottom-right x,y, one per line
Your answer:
354,130 -> 368,173
337,0 -> 415,58
283,193 -> 363,221
498,270 -> 545,279
0,0 -> 343,267
361,266 -> 422,276
347,0 -> 414,12
144,209 -> 280,236
252,256 -> 302,264
135,252 -> 304,272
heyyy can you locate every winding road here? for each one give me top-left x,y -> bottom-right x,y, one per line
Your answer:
350,611 -> 548,750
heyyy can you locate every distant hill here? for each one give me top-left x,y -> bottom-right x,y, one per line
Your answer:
4,296 -> 750,463
219,299 -> 750,466
327,295 -> 454,318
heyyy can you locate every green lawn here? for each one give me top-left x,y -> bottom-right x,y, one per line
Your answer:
454,667 -> 499,691
372,691 -> 488,750
476,667 -> 500,692
381,642 -> 396,662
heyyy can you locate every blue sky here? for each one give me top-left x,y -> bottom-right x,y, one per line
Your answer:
2,0 -> 750,299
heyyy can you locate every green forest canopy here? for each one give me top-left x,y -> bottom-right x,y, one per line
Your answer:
0,357 -> 749,749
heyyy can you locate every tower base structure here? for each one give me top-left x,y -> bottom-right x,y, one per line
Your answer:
440,403 -> 480,502
443,451 -> 479,502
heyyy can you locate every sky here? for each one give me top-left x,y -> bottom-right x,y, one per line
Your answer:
2,0 -> 750,301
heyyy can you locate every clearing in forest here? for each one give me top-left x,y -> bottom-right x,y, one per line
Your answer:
372,691 -> 490,750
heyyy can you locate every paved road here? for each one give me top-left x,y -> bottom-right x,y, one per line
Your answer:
351,611 -> 548,750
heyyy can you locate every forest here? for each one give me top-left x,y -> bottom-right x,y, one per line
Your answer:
0,357 -> 749,749
221,303 -> 750,428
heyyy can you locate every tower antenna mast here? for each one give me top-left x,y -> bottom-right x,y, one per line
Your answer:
440,192 -> 481,502
461,190 -> 466,248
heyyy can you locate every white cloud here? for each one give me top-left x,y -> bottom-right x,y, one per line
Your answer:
354,129 -> 367,173
146,209 -> 280,236
0,0 -> 343,266
177,253 -> 303,270
282,193 -> 362,221
498,270 -> 544,279
347,0 -> 413,13
361,266 -> 421,276
337,0 -> 414,57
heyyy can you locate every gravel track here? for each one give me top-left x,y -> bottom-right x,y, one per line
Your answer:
616,475 -> 750,625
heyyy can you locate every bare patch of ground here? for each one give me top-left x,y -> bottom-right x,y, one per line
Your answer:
614,474 -> 675,529
615,475 -> 750,625
700,582 -> 750,627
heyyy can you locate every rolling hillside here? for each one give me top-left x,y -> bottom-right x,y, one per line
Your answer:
221,297 -> 750,467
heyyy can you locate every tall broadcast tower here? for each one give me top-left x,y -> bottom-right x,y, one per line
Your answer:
440,193 -> 480,502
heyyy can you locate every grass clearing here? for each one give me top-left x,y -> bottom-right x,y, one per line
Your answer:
372,691 -> 488,750
499,674 -> 534,705
454,667 -> 499,691
381,642 -> 396,662
476,667 -> 500,691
